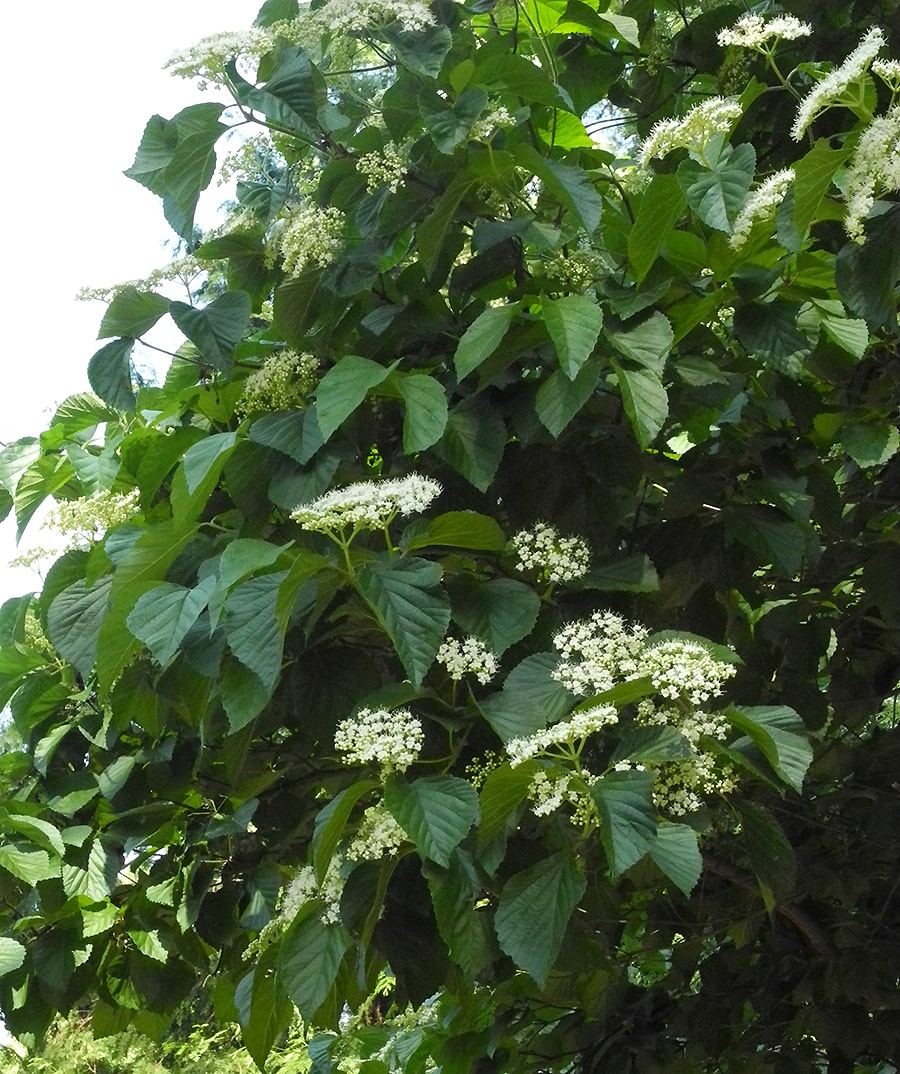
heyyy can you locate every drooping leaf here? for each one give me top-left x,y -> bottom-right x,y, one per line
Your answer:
315,356 -> 392,441
249,409 -> 323,464
169,292 -> 251,374
358,557 -> 451,687
535,362 -> 601,437
607,312 -> 674,375
628,174 -> 686,283
448,576 -> 540,656
384,775 -> 479,866
87,338 -> 136,411
437,397 -> 507,492
126,577 -> 216,667
516,144 -> 603,233
454,304 -> 518,381
738,801 -> 797,900
98,288 -> 170,340
678,143 -> 756,233
613,361 -> 668,449
228,48 -> 324,141
495,852 -> 586,986
647,822 -> 703,896
404,510 -> 506,553
480,652 -> 572,741
312,780 -> 379,884
426,850 -> 493,978
0,938 -> 26,978
396,373 -> 449,452
47,576 -> 113,678
279,907 -> 351,1020
225,571 -> 289,691
841,422 -> 900,468
727,705 -> 813,793
542,293 -> 603,379
591,770 -> 657,876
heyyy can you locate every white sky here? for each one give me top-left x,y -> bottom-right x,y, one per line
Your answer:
0,0 -> 260,602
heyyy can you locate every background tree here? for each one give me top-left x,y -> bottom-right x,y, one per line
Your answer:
0,1 -> 898,1072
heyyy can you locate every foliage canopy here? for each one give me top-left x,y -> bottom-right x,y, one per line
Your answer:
1,1 -> 899,1072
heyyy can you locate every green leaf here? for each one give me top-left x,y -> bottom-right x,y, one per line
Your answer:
218,539 -> 293,592
515,144 -> 603,233
477,760 -> 538,849
225,571 -> 289,691
313,780 -> 379,884
613,362 -> 668,449
169,292 -> 251,374
791,139 -> 851,243
628,174 -> 686,283
449,576 -> 540,656
495,852 -> 586,986
396,374 -> 449,453
279,907 -> 351,1020
47,577 -> 113,678
841,422 -> 900,468
237,946 -> 294,1070
316,356 -> 392,442
738,802 -> 797,900
480,652 -> 572,742
0,845 -> 58,884
836,206 -> 900,334
542,293 -> 603,380
535,362 -> 601,437
426,851 -> 492,978
382,23 -> 453,78
0,938 -> 26,978
454,304 -> 518,381
425,88 -> 488,154
591,770 -> 657,876
249,409 -> 323,464
126,578 -> 215,667
14,455 -> 77,541
88,338 -> 136,411
726,506 -> 808,576
647,822 -> 702,896
607,311 -> 674,375
416,175 -> 476,280
221,660 -> 272,733
404,510 -> 506,553
229,48 -> 323,141
727,705 -> 812,793
98,288 -> 169,340
611,726 -> 693,765
384,775 -> 479,866
678,143 -> 756,233
579,554 -> 659,593
734,301 -> 811,378
437,397 -> 507,492
358,557 -> 451,688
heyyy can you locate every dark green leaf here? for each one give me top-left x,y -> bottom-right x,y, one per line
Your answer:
397,373 -> 448,453
678,143 -> 756,233
727,705 -> 812,793
613,361 -> 668,449
515,144 -> 603,233
427,851 -> 492,978
249,409 -> 323,464
47,577 -> 113,678
449,576 -> 540,656
454,304 -> 518,381
535,361 -> 601,437
480,652 -> 572,741
225,571 -> 288,691
607,312 -> 674,375
126,578 -> 215,667
628,174 -> 686,284
612,726 -> 693,764
98,288 -> 169,340
841,422 -> 900,468
279,907 -> 351,1020
591,770 -> 657,875
437,397 -> 507,492
647,822 -> 702,896
316,356 -> 392,442
384,775 -> 479,866
495,852 -> 586,986
542,293 -> 603,379
313,781 -> 379,884
88,338 -> 136,411
169,292 -> 251,374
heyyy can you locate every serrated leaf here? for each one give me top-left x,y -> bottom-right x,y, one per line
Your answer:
47,576 -> 113,678
228,47 -> 323,141
541,293 -> 603,379
480,652 -> 572,741
313,780 -> 379,884
316,356 -> 392,442
516,144 -> 603,233
427,851 -> 492,978
172,432 -> 238,521
495,852 -> 585,986
728,705 -> 812,793
385,775 -> 479,866
382,23 -> 453,78
126,578 -> 215,667
734,301 -> 811,378
535,361 -> 601,437
836,206 -> 900,334
477,760 -> 538,849
225,571 -> 288,691
221,659 -> 272,733
358,557 -> 450,688
841,422 -> 900,468
169,292 -> 251,374
792,139 -> 851,243
449,576 -> 540,656
87,338 -> 137,412
417,175 -> 475,280
279,907 -> 351,1019
738,802 -> 797,899
454,304 -> 518,381
437,397 -> 507,492
397,373 -> 448,452
613,361 -> 668,449
611,726 -> 693,764
0,845 -> 58,884
678,143 -> 755,232
628,174 -> 685,283
0,938 -> 26,978
404,511 -> 506,553
607,312 -> 674,375
647,822 -> 703,896
98,288 -> 170,340
237,945 -> 294,1070
249,409 -> 323,464
128,929 -> 168,963
591,770 -> 657,875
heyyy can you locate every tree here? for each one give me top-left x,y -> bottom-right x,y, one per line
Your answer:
0,1 -> 899,1071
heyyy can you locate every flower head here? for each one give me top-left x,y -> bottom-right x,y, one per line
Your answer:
311,0 -> 435,35
505,705 -> 619,767
640,97 -> 742,165
511,522 -> 590,583
843,104 -> 900,242
552,612 -> 649,696
291,473 -> 441,534
717,14 -> 812,50
642,638 -> 736,706
268,204 -> 346,276
730,168 -> 795,250
436,636 -> 499,684
239,350 -> 318,413
335,706 -> 425,774
357,144 -> 407,194
165,28 -> 276,89
346,803 -> 408,861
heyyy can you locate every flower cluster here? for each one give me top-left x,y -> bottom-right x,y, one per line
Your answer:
639,97 -> 742,165
873,58 -> 900,91
280,859 -> 344,925
843,104 -> 900,242
542,248 -> 607,292
730,168 -> 795,250
238,350 -> 318,414
291,473 -> 441,534
642,638 -> 736,706
791,27 -> 886,141
311,0 -> 435,35
471,106 -> 517,142
717,14 -> 812,51
636,699 -> 729,748
268,204 -> 346,277
510,522 -> 591,583
40,490 -> 141,551
357,144 -> 408,194
651,754 -> 737,816
436,636 -> 499,685
165,28 -> 276,89
506,705 -> 619,767
552,612 -> 649,695
345,803 -> 408,861
334,706 -> 425,774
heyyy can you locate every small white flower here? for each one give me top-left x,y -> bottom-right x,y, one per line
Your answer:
552,612 -> 648,696
511,522 -> 591,583
357,144 -> 408,194
165,28 -> 276,89
291,473 -> 441,534
346,803 -> 408,861
717,14 -> 812,50
842,104 -> 900,242
312,0 -> 435,35
268,204 -> 345,277
335,706 -> 425,773
642,639 -> 736,706
639,97 -> 743,165
505,704 -> 618,767
436,636 -> 499,684
730,168 -> 795,250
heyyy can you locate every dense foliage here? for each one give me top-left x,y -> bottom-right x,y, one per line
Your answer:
1,1 -> 899,1071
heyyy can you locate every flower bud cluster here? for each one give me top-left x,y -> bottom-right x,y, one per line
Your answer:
334,706 -> 424,774
165,28 -> 276,89
239,350 -> 318,414
436,636 -> 499,685
552,612 -> 649,695
357,144 -> 408,194
345,803 -> 408,861
639,97 -> 742,165
843,104 -> 900,242
291,473 -> 441,534
506,705 -> 619,767
280,858 -> 344,925
717,14 -> 812,51
471,106 -> 517,142
43,490 -> 140,550
542,249 -> 607,292
268,204 -> 346,277
730,168 -> 795,250
651,755 -> 737,816
511,522 -> 590,583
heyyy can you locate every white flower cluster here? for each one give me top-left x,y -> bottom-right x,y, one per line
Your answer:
843,104 -> 900,242
552,612 -> 649,696
239,350 -> 318,414
791,27 -> 886,141
639,97 -> 743,165
345,803 -> 408,861
511,522 -> 591,583
46,490 -> 140,549
872,58 -> 900,89
291,473 -> 441,534
635,699 -> 729,748
506,705 -> 619,767
436,636 -> 499,685
641,638 -> 736,706
334,706 -> 425,773
311,0 -> 435,35
717,14 -> 812,50
471,106 -> 517,142
652,754 -> 737,816
730,168 -> 795,250
542,248 -> 607,292
280,859 -> 344,925
268,204 -> 346,277
165,28 -> 276,89
357,144 -> 408,194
